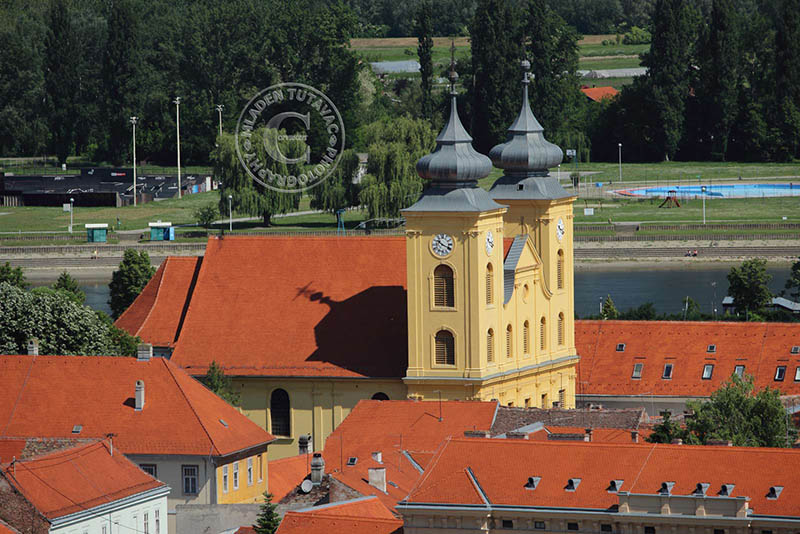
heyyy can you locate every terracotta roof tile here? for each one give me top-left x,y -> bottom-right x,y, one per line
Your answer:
0,355 -> 274,456
268,454 -> 311,502
0,439 -> 26,464
581,86 -> 619,102
407,438 -> 800,517
115,256 -> 202,347
276,497 -> 402,534
491,405 -> 644,435
1,440 -> 165,519
0,519 -> 20,534
527,426 -> 652,443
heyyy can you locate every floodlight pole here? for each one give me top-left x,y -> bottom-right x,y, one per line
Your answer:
216,104 -> 224,138
228,194 -> 233,232
618,143 -> 622,184
701,185 -> 707,225
130,116 -> 138,206
69,197 -> 74,233
174,97 -> 182,199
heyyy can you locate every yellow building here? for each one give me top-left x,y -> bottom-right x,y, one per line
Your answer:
118,60 -> 578,462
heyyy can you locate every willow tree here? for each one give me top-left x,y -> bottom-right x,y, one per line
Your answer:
310,149 -> 361,215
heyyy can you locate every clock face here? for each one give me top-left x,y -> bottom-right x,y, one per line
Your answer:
556,218 -> 566,242
432,233 -> 454,257
485,230 -> 494,255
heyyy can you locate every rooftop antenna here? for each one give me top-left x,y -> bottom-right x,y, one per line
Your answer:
433,390 -> 443,421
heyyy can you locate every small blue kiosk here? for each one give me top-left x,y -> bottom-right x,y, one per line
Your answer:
148,221 -> 174,241
85,223 -> 108,243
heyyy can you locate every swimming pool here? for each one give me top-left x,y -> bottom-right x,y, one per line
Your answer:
614,183 -> 800,198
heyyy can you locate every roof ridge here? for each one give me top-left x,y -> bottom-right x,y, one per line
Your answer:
136,258 -> 170,337
162,359 -> 218,456
113,260 -> 166,336
405,436 -> 451,498
285,511 -> 400,524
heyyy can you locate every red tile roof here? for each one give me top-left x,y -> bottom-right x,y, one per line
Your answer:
406,437 -> 800,517
528,425 -> 652,443
0,355 -> 274,456
576,320 -> 800,397
115,256 -> 202,347
276,497 -> 401,534
1,440 -> 165,519
580,86 -> 619,102
268,454 -> 311,502
0,519 -> 19,534
0,439 -> 26,464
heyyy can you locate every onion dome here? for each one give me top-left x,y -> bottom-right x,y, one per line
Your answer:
489,59 -> 563,177
415,64 -> 492,190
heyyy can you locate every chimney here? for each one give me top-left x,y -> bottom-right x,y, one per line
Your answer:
371,451 -> 382,463
631,430 -> 639,443
584,428 -> 593,442
27,338 -> 39,356
298,434 -> 310,455
137,343 -> 153,361
135,380 -> 145,411
368,466 -> 387,493
310,452 -> 325,485
671,438 -> 683,445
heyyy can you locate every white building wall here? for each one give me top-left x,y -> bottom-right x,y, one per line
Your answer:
49,487 -> 169,534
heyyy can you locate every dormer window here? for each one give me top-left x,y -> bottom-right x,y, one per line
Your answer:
791,346 -> 800,354
702,364 -> 714,380
662,363 -> 673,380
607,479 -> 624,493
346,457 -> 357,466
775,366 -> 786,381
707,344 -> 716,353
718,483 -> 735,496
659,481 -> 675,495
632,363 -> 643,379
524,476 -> 541,490
734,365 -> 745,378
694,482 -> 710,496
72,425 -> 82,434
616,343 -> 626,352
565,478 -> 581,491
795,367 -> 800,382
767,486 -> 783,500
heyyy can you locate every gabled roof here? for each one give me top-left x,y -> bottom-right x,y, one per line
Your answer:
581,86 -> 619,102
576,320 -> 800,397
405,437 -> 800,517
276,496 -> 402,534
115,256 -> 202,347
1,440 -> 165,520
0,355 -> 274,456
269,454 -> 312,502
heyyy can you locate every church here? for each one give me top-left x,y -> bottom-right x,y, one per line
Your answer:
117,59 -> 579,460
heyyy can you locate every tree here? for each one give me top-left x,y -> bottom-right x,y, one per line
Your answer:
201,361 -> 241,406
468,0 -> 520,153
774,0 -> 800,160
415,0 -> 434,120
601,295 -> 619,320
646,412 -> 687,444
786,257 -> 800,300
253,492 -> 281,534
685,373 -> 796,447
109,249 -> 156,319
310,150 -> 361,215
53,271 -> 85,304
0,262 -> 28,289
727,258 -> 773,314
194,203 -> 219,229
0,282 -> 137,356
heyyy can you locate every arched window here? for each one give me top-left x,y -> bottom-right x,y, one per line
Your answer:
523,320 -> 530,355
270,389 -> 290,436
371,392 -> 389,401
506,325 -> 513,359
486,263 -> 494,305
540,317 -> 547,351
558,313 -> 565,346
434,330 -> 455,365
557,250 -> 565,290
433,265 -> 454,307
487,329 -> 494,363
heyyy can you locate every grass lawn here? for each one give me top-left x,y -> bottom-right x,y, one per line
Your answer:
569,161 -> 800,183
578,43 -> 649,57
579,56 -> 642,70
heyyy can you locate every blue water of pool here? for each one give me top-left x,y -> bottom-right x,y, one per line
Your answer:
615,182 -> 800,198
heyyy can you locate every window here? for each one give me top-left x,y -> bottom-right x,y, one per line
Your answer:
435,330 -> 455,365
506,325 -> 513,359
734,364 -> 745,378
371,392 -> 389,400
524,398 -> 531,408
534,522 -> 546,530
567,523 -> 579,531
155,510 -> 160,534
486,263 -> 494,305
233,462 -> 239,490
601,525 -> 613,533
792,346 -> 800,354
559,389 -> 566,407
140,464 -> 157,478
347,457 -> 358,466
247,457 -> 254,486
775,366 -> 786,381
795,367 -> 800,382
557,249 -> 565,290
144,512 -> 149,534
270,388 -> 291,436
183,465 -> 198,495
662,363 -> 673,379
558,313 -> 565,346
502,519 -> 513,529
487,329 -> 494,362
541,393 -> 548,408
223,465 -> 229,493
523,321 -> 530,354
616,343 -> 626,352
702,364 -> 714,380
707,344 -> 716,353
714,530 -> 725,534
632,363 -> 643,379
644,527 -> 656,534
540,317 -> 546,351
434,265 -> 454,307
258,455 -> 264,482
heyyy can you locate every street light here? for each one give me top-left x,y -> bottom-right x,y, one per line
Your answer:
701,185 -> 707,225
174,97 -> 182,199
69,197 -> 74,233
228,194 -> 233,232
215,104 -> 224,139
130,116 -> 138,207
618,143 -> 622,184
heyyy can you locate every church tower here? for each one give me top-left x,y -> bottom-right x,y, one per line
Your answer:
403,57 -> 508,401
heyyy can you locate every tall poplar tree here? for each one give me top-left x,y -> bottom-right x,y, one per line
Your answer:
774,0 -> 800,160
415,0 -> 434,120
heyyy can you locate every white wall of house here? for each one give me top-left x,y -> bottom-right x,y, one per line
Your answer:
49,485 -> 169,534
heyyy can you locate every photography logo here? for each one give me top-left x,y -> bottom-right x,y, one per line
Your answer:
236,82 -> 345,193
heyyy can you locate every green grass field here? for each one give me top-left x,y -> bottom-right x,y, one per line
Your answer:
564,161 -> 800,184
579,57 -> 642,70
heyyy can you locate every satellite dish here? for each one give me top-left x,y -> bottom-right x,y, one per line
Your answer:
300,479 -> 313,494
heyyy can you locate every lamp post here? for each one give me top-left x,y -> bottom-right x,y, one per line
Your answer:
618,143 -> 622,184
701,185 -> 707,225
69,197 -> 74,233
228,194 -> 233,232
215,104 -> 224,139
130,116 -> 138,207
174,97 -> 182,199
